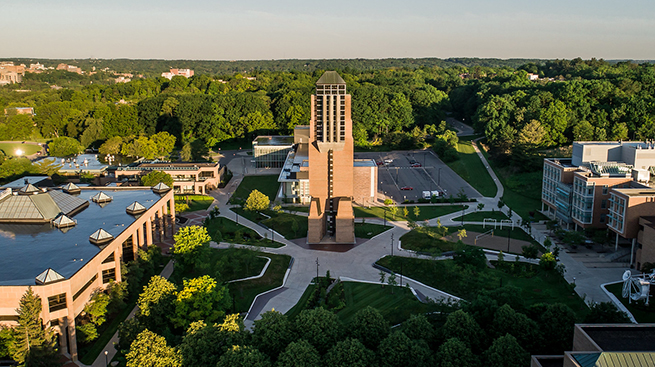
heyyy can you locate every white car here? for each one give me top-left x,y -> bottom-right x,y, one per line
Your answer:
384,159 -> 393,164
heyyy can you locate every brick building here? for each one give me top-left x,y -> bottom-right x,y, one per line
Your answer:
0,185 -> 175,361
161,68 -> 194,80
110,161 -> 222,194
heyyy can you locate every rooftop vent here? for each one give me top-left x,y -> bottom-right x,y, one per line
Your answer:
126,201 -> 147,215
89,228 -> 114,245
52,213 -> 77,228
18,183 -> 40,195
61,182 -> 81,194
152,182 -> 171,194
35,268 -> 65,285
91,191 -> 112,203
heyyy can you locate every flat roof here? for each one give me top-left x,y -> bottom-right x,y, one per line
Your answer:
354,159 -> 376,167
46,154 -> 109,173
1,176 -> 52,189
581,325 -> 655,351
253,136 -> 294,146
613,188 -> 655,197
0,188 -> 163,286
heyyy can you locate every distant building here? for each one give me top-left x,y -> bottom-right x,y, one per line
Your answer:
0,62 -> 25,84
531,323 -> 655,367
252,136 -> 295,168
27,63 -> 48,73
161,68 -> 194,80
4,107 -> 35,115
110,161 -> 222,195
114,76 -> 131,83
542,141 -> 655,269
56,63 -> 83,74
527,73 -> 539,80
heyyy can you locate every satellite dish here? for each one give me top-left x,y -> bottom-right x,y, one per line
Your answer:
623,270 -> 632,281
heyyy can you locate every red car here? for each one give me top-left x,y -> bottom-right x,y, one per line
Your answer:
400,186 -> 413,190
411,163 -> 422,167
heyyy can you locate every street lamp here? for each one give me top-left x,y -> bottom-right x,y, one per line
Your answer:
391,233 -> 394,257
383,210 -> 387,227
270,228 -> 274,244
438,168 -> 442,187
104,350 -> 108,366
316,258 -> 320,282
507,225 -> 512,253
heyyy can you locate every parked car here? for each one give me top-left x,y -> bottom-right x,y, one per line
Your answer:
384,159 -> 393,164
411,163 -> 422,167
376,161 -> 384,166
400,186 -> 414,190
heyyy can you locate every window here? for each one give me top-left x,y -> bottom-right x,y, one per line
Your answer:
0,315 -> 19,322
102,253 -> 115,264
102,268 -> 116,284
73,274 -> 98,301
48,293 -> 67,312
602,185 -> 608,195
600,214 -> 606,223
601,200 -> 607,209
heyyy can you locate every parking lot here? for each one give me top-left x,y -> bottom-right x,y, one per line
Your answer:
354,150 -> 481,203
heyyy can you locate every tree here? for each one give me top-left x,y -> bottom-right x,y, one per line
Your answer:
324,338 -> 374,367
172,275 -> 231,329
491,305 -> 541,352
517,120 -> 546,148
99,136 -> 124,155
48,136 -> 83,157
151,131 -> 176,158
441,310 -> 484,351
401,314 -> 434,343
349,307 -> 389,350
402,207 -> 409,218
217,346 -> 271,367
521,245 -> 539,259
245,190 -> 270,212
180,143 -> 192,161
584,302 -> 630,324
529,303 -> 576,354
389,204 -> 398,220
276,340 -> 320,367
378,331 -> 432,367
387,272 -> 397,293
539,252 -> 557,271
141,170 -> 174,187
379,271 -> 386,287
252,311 -> 293,359
136,275 -> 177,331
294,307 -> 342,354
383,198 -> 393,206
484,334 -> 530,367
457,229 -> 467,241
126,329 -> 181,367
477,203 -> 485,212
413,206 -> 420,218
121,135 -> 157,159
436,338 -> 479,367
11,287 -> 58,365
173,225 -> 212,271
179,318 -> 245,367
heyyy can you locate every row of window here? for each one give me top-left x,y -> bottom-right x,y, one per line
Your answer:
46,268 -> 116,313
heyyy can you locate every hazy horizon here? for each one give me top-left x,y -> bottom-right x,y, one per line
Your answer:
2,0 -> 654,61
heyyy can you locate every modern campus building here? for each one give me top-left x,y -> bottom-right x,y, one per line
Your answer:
252,136 -> 295,168
110,161 -> 222,194
542,141 -> 655,269
531,323 -> 655,367
0,183 -> 175,361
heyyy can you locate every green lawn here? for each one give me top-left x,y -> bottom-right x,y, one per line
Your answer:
204,217 -> 282,248
169,247 -> 268,285
230,175 -> 280,204
228,253 -> 291,312
286,282 -> 441,326
605,282 -> 655,323
0,142 -> 42,156
446,224 -> 538,244
479,144 -> 547,220
233,208 -> 308,240
353,205 -> 464,221
355,223 -> 392,238
451,210 -> 509,222
174,194 -> 214,212
445,138 -> 497,198
399,228 -> 463,255
377,256 -> 588,319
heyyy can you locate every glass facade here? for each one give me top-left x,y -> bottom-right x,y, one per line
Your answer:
571,177 -> 595,224
542,163 -> 561,206
607,194 -> 626,233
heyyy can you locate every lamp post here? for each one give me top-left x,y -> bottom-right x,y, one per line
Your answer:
104,350 -> 108,366
507,225 -> 511,253
438,168 -> 442,187
270,228 -> 274,244
383,210 -> 387,228
461,206 -> 465,226
391,233 -> 394,257
316,258 -> 320,283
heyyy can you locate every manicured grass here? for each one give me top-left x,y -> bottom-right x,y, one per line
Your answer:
170,247 -> 268,285
286,282 -> 441,326
228,253 -> 291,312
451,210 -> 509,222
214,138 -> 253,151
377,256 -> 588,318
399,228 -> 463,255
446,224 -> 538,244
445,139 -> 497,197
282,205 -> 309,213
605,282 -> 655,323
353,205 -> 464,221
0,142 -> 42,156
354,223 -> 392,238
233,208 -> 308,240
174,194 -> 214,212
230,175 -> 280,204
204,217 -> 282,248
479,144 -> 547,220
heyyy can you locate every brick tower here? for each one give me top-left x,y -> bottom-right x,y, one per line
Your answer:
307,71 -> 356,244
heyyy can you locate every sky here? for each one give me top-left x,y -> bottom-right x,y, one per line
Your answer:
2,0 -> 655,61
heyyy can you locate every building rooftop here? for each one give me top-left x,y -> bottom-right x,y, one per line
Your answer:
253,136 -> 294,146
572,352 -> 655,367
1,176 -> 53,189
546,158 -> 576,168
581,325 -> 655,351
0,188 -> 163,286
613,188 -> 655,197
316,71 -> 346,85
45,154 -> 109,174
354,159 -> 376,167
